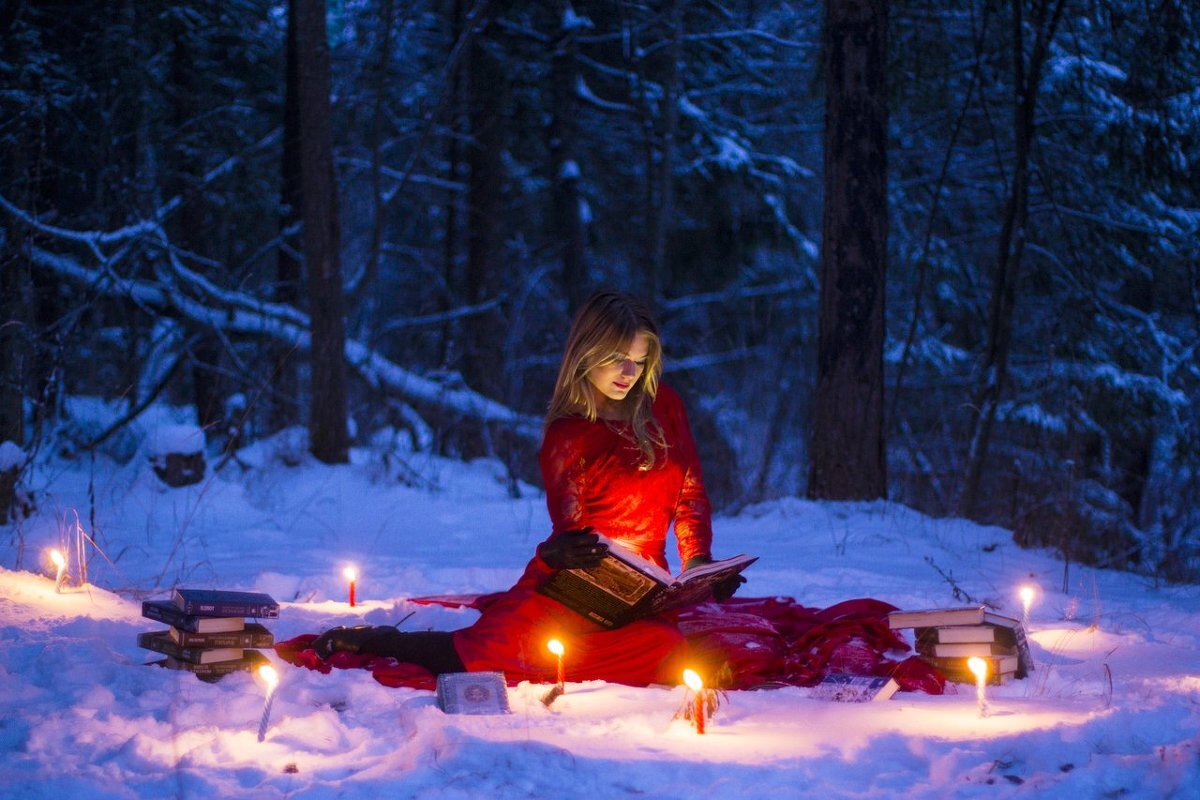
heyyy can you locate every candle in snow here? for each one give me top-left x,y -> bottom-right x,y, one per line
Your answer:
967,656 -> 989,718
1019,585 -> 1035,627
683,669 -> 705,734
257,664 -> 280,742
50,549 -> 67,593
547,638 -> 565,689
344,566 -> 357,607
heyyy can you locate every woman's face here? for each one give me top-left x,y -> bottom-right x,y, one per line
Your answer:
586,331 -> 650,407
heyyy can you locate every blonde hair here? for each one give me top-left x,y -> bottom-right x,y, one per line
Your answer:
546,291 -> 667,468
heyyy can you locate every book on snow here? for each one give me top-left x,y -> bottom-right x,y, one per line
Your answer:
887,606 -> 1020,630
435,672 -> 510,715
920,641 -> 1017,658
537,535 -> 757,629
142,600 -> 246,633
167,622 -> 275,649
148,650 -> 272,682
171,588 -> 280,619
893,607 -> 1034,677
803,674 -> 900,703
914,624 -> 1018,646
137,630 -> 244,664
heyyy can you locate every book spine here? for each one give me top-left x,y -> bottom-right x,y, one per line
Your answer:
175,598 -> 279,619
142,601 -> 195,632
171,628 -> 274,649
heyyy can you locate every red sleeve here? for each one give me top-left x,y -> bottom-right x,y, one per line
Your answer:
656,386 -> 713,565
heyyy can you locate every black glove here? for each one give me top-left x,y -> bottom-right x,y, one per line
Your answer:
682,555 -> 747,602
537,527 -> 608,569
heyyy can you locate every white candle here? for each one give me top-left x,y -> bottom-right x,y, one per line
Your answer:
1019,585 -> 1035,627
967,656 -> 989,718
257,665 -> 280,742
50,549 -> 67,593
683,669 -> 706,734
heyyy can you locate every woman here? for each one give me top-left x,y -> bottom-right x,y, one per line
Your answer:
312,291 -> 742,686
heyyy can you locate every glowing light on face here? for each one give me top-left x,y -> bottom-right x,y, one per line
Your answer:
586,332 -> 651,404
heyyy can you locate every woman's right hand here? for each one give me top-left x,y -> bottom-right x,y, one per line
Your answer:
536,527 -> 609,569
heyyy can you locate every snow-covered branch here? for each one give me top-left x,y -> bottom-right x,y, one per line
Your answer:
24,244 -> 541,442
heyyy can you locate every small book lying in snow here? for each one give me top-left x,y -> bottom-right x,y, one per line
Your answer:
538,534 -> 757,629
436,672 -> 510,715
801,674 -> 899,702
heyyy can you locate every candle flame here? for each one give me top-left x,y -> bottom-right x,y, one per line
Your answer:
50,549 -> 66,570
258,664 -> 279,689
547,638 -> 564,657
682,668 -> 704,692
1019,585 -> 1035,606
967,656 -> 988,681
343,566 -> 357,581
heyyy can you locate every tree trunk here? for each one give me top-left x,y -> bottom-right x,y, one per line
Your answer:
959,0 -> 1066,517
808,0 -> 888,501
644,0 -> 683,302
271,0 -> 304,433
294,0 -> 349,464
550,0 -> 587,315
463,7 -> 508,402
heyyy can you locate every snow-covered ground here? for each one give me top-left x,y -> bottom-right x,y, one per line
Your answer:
1,407 -> 1197,799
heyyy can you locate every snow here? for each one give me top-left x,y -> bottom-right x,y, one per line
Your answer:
0,440 -> 22,470
1,414 -> 1199,799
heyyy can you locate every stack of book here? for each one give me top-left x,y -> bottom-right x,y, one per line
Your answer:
888,606 -> 1035,685
139,588 -> 279,681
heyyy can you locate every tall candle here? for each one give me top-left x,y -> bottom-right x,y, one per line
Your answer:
1019,585 -> 1035,627
683,669 -> 705,734
547,638 -> 565,689
50,549 -> 67,593
257,665 -> 280,742
967,656 -> 989,718
344,566 -> 357,607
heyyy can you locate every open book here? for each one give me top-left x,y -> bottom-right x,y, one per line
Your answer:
538,534 -> 757,629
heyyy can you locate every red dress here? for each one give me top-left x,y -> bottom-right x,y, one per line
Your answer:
451,384 -> 712,685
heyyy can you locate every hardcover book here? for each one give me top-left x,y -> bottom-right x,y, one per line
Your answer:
149,649 -> 272,682
921,641 -> 1018,658
537,535 -> 757,629
888,606 -> 1020,630
171,588 -> 280,619
142,600 -> 246,633
435,672 -> 511,715
914,625 -> 1018,646
138,630 -> 244,664
803,674 -> 899,703
167,622 -> 274,649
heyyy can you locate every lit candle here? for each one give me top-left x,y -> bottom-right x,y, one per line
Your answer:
967,656 -> 989,718
1019,585 -> 1035,627
50,549 -> 67,593
547,638 -> 565,690
343,566 -> 357,607
683,669 -> 705,734
257,664 -> 280,742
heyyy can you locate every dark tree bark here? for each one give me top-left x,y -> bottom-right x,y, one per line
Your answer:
462,7 -> 508,400
549,0 -> 587,315
807,0 -> 888,501
294,0 -> 349,463
271,0 -> 305,432
645,0 -> 683,302
959,0 -> 1066,517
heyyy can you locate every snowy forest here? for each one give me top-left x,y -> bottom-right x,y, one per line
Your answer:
1,0 -> 1198,582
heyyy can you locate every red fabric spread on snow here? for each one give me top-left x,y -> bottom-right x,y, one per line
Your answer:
274,594 -> 945,694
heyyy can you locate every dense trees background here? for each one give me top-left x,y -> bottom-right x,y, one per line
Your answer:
1,1 -> 1197,581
